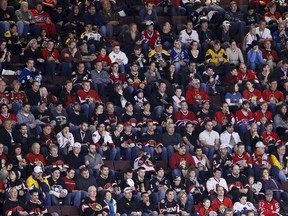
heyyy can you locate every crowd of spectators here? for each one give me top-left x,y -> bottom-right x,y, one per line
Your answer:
1,0 -> 288,215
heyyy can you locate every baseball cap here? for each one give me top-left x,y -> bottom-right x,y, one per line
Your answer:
173,176 -> 181,181
265,189 -> 273,196
222,20 -> 231,26
124,187 -> 132,193
73,142 -> 81,148
34,166 -> 43,173
155,40 -> 162,46
146,20 -> 154,26
256,141 -> 265,148
178,143 -> 186,148
226,122 -> 233,127
124,121 -> 132,127
192,79 -> 200,84
155,167 -> 164,172
220,144 -> 228,149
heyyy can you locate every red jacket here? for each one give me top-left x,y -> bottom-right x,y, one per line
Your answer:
232,152 -> 253,168
174,110 -> 197,126
77,89 -> 100,104
235,109 -> 255,126
242,89 -> 263,103
26,153 -> 46,166
262,89 -> 284,103
211,197 -> 233,213
258,199 -> 280,216
261,131 -> 280,146
214,111 -> 234,125
261,49 -> 279,63
42,48 -> 61,61
254,110 -> 272,125
169,152 -> 195,170
237,69 -> 258,82
186,86 -> 210,105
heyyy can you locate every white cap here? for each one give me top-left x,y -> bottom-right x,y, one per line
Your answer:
34,166 -> 43,173
73,142 -> 81,148
222,20 -> 231,26
220,144 -> 228,149
124,187 -> 132,193
256,141 -> 265,148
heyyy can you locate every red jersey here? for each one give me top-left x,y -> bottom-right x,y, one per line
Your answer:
211,197 -> 233,213
174,110 -> 197,126
261,131 -> 280,146
141,29 -> 161,48
264,11 -> 282,21
26,153 -> 46,166
254,110 -> 272,125
0,90 -> 9,105
77,89 -> 100,104
261,49 -> 279,62
232,152 -> 253,168
258,199 -> 280,216
0,113 -> 17,123
8,91 -> 27,105
252,151 -> 272,168
235,109 -> 255,126
186,86 -> 210,105
30,9 -> 52,24
96,55 -> 112,66
62,176 -> 76,192
169,152 -> 195,170
214,111 -> 234,125
242,89 -> 263,103
198,206 -> 215,216
237,69 -> 259,82
109,72 -> 126,84
42,48 -> 61,61
262,89 -> 284,103
0,153 -> 8,168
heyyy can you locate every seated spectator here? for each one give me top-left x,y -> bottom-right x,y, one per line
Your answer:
257,64 -> 271,90
141,20 -> 161,57
71,62 -> 92,91
139,2 -> 158,26
261,40 -> 279,71
211,185 -> 233,214
226,39 -> 244,67
256,20 -> 272,44
82,5 -> 106,36
41,40 -> 61,78
233,194 -> 257,216
160,21 -> 176,51
243,80 -> 263,110
206,169 -> 229,198
81,185 -> 108,215
159,189 -> 180,215
244,5 -> 260,27
47,167 -> 69,206
232,142 -> 254,177
96,47 -> 111,72
37,123 -> 57,156
262,80 -> 284,114
90,60 -> 110,97
192,146 -> 211,181
30,2 -> 56,37
271,59 -> 288,88
66,142 -> 85,172
92,122 -> 119,161
261,168 -> 288,201
220,122 -> 241,152
179,21 -> 199,50
60,41 -> 82,77
247,41 -> 265,73
3,187 -> 28,215
258,189 -> 281,216
19,58 -> 42,89
4,24 -> 22,55
17,103 -> 42,136
225,84 -> 242,114
26,166 -> 51,206
80,24 -> 102,54
198,19 -> 216,54
56,124 -> 74,156
255,102 -> 273,131
273,23 -> 288,53
169,39 -> 189,73
244,25 -> 259,51
122,23 -> 142,55
271,144 -> 288,183
117,187 -> 142,215
109,42 -> 128,73
213,144 -> 233,176
201,65 -> 224,96
199,119 -> 220,160
188,41 -> 205,72
58,80 -> 77,113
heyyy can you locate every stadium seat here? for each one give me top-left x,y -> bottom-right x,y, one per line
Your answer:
60,206 -> 80,216
47,206 -> 61,215
104,160 -> 115,170
157,16 -> 171,26
155,160 -> 169,171
120,16 -> 135,25
114,160 -> 131,173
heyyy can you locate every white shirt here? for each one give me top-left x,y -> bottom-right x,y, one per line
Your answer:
220,131 -> 241,149
256,27 -> 272,40
109,51 -> 128,65
92,130 -> 113,144
206,177 -> 229,193
199,130 -> 219,147
57,132 -> 75,148
179,29 -> 199,44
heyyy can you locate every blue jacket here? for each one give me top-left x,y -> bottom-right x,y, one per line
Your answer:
247,49 -> 265,65
169,48 -> 189,63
